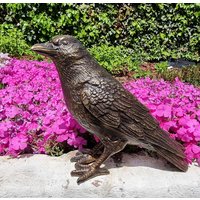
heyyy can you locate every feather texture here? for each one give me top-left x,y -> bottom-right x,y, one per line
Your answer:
81,77 -> 188,171
32,35 -> 188,175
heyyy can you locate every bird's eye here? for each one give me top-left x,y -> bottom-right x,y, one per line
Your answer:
62,39 -> 68,45
52,39 -> 59,46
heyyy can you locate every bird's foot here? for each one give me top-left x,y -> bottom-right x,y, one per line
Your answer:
70,143 -> 103,164
70,149 -> 97,164
71,164 -> 109,184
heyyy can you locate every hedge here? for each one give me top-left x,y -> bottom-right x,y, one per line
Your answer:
0,3 -> 200,61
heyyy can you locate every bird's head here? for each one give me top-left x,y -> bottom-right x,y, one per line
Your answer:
31,35 -> 86,63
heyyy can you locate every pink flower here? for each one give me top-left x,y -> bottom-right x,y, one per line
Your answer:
193,130 -> 200,141
177,127 -> 187,136
1,58 -> 200,165
160,121 -> 177,132
10,134 -> 28,151
5,106 -> 20,118
56,134 -> 69,142
174,107 -> 184,117
153,104 -> 172,118
124,77 -> 200,165
191,145 -> 200,154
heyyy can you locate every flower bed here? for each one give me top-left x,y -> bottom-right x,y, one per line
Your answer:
0,58 -> 200,165
0,58 -> 86,156
124,78 -> 200,164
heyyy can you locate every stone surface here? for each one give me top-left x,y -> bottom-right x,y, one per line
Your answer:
0,150 -> 199,198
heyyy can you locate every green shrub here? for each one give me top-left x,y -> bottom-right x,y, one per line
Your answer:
45,140 -> 65,157
132,68 -> 152,79
89,45 -> 152,78
0,3 -> 199,61
0,24 -> 29,56
89,44 -> 142,75
0,83 -> 5,89
155,61 -> 169,73
156,65 -> 200,86
0,24 -> 42,59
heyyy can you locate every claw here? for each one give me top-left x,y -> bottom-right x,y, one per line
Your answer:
81,148 -> 92,154
71,152 -> 97,164
77,154 -> 96,164
70,149 -> 91,162
75,162 -> 90,170
71,139 -> 127,184
71,163 -> 110,184
70,154 -> 84,162
71,143 -> 103,164
71,169 -> 88,177
77,167 -> 110,184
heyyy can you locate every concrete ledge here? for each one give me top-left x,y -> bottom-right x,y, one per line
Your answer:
0,151 -> 199,197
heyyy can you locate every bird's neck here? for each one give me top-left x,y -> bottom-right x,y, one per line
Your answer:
54,55 -> 105,90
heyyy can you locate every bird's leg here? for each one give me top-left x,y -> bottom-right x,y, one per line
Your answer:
71,137 -> 127,184
70,142 -> 104,164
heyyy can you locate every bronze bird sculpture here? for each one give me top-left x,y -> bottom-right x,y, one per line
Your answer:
31,35 -> 188,184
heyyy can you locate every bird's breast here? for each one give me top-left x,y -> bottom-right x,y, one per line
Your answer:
62,87 -> 93,130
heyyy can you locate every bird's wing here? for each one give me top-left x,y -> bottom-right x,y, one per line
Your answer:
81,78 -> 121,128
81,78 -> 187,172
81,77 -> 158,136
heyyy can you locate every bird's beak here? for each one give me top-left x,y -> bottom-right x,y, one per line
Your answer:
31,43 -> 57,56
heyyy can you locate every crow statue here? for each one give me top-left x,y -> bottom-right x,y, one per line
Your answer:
31,35 -> 188,184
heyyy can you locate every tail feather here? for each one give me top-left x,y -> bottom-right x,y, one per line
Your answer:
154,145 -> 188,172
146,128 -> 185,158
145,128 -> 188,172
